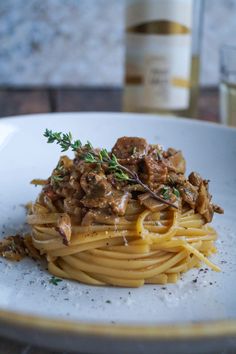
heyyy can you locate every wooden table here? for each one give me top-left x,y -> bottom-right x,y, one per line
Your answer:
0,87 -> 220,354
0,87 -> 219,122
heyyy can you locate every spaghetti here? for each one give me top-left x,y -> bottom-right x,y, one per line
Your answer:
1,133 -> 223,287
27,191 -> 220,288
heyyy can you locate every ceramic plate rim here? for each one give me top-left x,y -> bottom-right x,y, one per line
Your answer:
0,112 -> 236,341
1,111 -> 236,132
0,308 -> 236,340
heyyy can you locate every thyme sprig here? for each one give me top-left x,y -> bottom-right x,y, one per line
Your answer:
173,187 -> 180,198
44,129 -> 82,152
51,175 -> 64,184
160,186 -> 171,200
50,161 -> 66,185
44,129 -> 177,209
49,276 -> 63,286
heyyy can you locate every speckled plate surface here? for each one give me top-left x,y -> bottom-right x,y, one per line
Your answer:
0,113 -> 235,354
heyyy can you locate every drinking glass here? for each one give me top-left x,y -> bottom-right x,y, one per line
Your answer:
219,45 -> 236,127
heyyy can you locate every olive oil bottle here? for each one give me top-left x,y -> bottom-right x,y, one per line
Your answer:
123,0 -> 204,118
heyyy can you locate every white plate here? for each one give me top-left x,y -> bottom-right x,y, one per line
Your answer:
0,113 -> 236,354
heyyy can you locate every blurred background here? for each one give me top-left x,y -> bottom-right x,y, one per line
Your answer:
0,1 -> 236,352
0,0 -> 236,121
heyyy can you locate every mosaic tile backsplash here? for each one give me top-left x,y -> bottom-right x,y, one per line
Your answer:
0,0 -> 236,87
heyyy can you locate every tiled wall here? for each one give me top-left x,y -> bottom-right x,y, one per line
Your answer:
0,0 -> 236,87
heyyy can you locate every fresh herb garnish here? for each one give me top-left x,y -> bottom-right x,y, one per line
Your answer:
114,170 -> 130,181
51,175 -> 64,184
50,161 -> 66,185
173,187 -> 180,198
156,149 -> 162,161
84,152 -> 98,164
85,141 -> 93,150
49,276 -> 63,286
161,186 -> 170,200
99,148 -> 110,161
44,129 -> 177,209
44,129 -> 82,152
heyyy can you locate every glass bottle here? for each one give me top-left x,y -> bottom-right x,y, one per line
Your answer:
123,0 -> 204,118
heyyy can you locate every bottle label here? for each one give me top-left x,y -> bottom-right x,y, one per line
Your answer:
125,0 -> 193,110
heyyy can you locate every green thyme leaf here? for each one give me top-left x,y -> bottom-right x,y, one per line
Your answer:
71,140 -> 82,151
114,170 -> 130,181
162,192 -> 170,200
84,153 -> 98,164
100,148 -> 109,160
51,175 -> 64,184
160,186 -> 170,200
49,276 -> 63,286
173,187 -> 180,198
108,154 -> 119,169
44,129 -> 62,144
85,141 -> 93,150
44,129 -> 81,152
